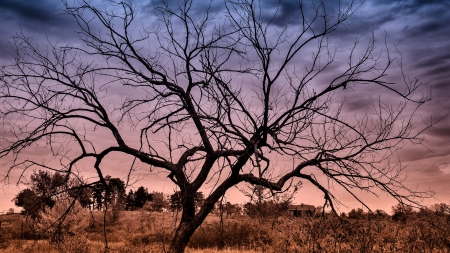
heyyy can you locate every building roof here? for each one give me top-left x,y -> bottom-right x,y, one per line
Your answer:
288,204 -> 315,211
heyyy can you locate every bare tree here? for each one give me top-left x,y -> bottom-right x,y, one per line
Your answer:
0,0 -> 434,252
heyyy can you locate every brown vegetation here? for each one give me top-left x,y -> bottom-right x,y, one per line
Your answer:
1,205 -> 450,253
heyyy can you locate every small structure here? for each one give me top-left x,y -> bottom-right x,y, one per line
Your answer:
288,204 -> 315,217
0,212 -> 22,228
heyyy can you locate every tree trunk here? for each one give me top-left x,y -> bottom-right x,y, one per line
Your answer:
167,179 -> 236,252
167,219 -> 197,253
167,187 -> 200,253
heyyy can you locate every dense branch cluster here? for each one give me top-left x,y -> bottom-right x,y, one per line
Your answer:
0,0 -> 433,252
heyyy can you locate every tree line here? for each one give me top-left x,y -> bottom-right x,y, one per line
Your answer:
13,171 -> 294,219
13,170 -> 207,217
12,170 -> 450,224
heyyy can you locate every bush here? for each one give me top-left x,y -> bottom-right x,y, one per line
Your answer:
0,228 -> 11,250
188,220 -> 272,249
37,199 -> 89,243
55,234 -> 91,253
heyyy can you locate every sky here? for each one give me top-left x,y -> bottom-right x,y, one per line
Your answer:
0,0 -> 450,213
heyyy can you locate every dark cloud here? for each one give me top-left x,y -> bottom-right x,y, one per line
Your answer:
428,124 -> 450,140
426,64 -> 450,80
0,0 -> 74,33
349,1 -> 450,147
403,19 -> 450,39
414,52 -> 450,69
400,0 -> 450,15
434,78 -> 450,90
258,0 -> 304,26
328,0 -> 450,40
140,0 -> 226,18
343,95 -> 375,112
367,0 -> 449,17
0,0 -> 62,22
0,0 -> 81,62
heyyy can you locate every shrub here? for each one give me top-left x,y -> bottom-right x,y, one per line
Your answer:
36,199 -> 89,242
188,220 -> 272,250
56,234 -> 91,253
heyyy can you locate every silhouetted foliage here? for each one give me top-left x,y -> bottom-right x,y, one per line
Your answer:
144,192 -> 169,212
14,170 -> 68,218
14,188 -> 40,218
242,185 -> 291,218
243,200 -> 289,218
429,203 -> 450,216
124,187 -> 154,211
348,208 -> 365,219
169,191 -> 204,212
125,190 -> 135,211
135,187 -> 153,209
90,176 -> 126,211
223,202 -> 241,216
169,191 -> 183,212
391,203 -> 414,222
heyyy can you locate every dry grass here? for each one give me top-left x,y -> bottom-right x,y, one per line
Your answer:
1,210 -> 450,252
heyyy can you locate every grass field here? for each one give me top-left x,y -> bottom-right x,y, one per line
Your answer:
1,209 -> 450,252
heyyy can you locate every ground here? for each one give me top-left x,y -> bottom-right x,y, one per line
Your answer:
1,210 -> 449,252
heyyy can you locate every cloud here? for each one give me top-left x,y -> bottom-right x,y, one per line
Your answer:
0,0 -> 81,61
0,0 -> 74,33
140,0 -> 226,18
0,0 -> 62,21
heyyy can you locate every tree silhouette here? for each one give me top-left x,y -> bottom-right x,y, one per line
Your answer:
90,176 -> 126,211
146,191 -> 169,212
133,187 -> 153,209
0,0 -> 434,252
14,188 -> 40,218
14,170 -> 67,218
170,191 -> 204,212
125,189 -> 135,211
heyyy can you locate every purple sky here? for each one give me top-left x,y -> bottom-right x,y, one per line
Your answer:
1,0 -> 450,213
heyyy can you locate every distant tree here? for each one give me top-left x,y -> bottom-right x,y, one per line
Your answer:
170,191 -> 183,212
14,170 -> 69,218
125,190 -> 135,211
243,199 -> 290,218
147,192 -> 169,212
348,208 -> 365,219
392,203 -> 414,221
170,191 -> 205,212
224,202 -> 241,216
106,177 -> 126,222
373,209 -> 389,219
133,186 -> 153,209
243,202 -> 256,217
14,188 -> 41,218
105,176 -> 126,210
242,185 -> 291,218
30,170 -> 66,201
69,183 -> 93,209
92,184 -> 104,211
194,192 -> 205,210
90,176 -> 126,211
429,203 -> 450,216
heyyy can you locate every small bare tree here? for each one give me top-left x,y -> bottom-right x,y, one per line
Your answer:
0,0 -> 433,252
